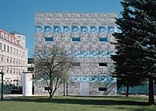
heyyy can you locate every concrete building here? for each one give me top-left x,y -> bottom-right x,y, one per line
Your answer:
0,29 -> 28,88
35,12 -> 117,96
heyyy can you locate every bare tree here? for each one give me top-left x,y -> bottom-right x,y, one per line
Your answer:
35,45 -> 73,99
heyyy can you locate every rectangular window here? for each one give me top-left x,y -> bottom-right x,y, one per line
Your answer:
7,56 -> 9,63
72,62 -> 80,66
0,43 -> 2,50
72,38 -> 80,42
45,37 -> 53,41
28,58 -> 34,64
99,63 -> 107,66
28,67 -> 34,71
10,57 -> 12,63
4,44 -> 6,51
7,46 -> 9,52
99,38 -> 108,42
10,47 -> 12,53
1,55 -> 4,61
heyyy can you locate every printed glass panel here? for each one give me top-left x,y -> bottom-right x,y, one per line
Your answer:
81,26 -> 88,32
44,26 -> 53,33
90,26 -> 98,32
53,26 -> 62,32
108,26 -> 115,33
80,76 -> 89,83
70,75 -> 116,83
63,26 -> 71,32
107,76 -> 116,83
70,75 -> 80,82
36,26 -> 44,33
72,26 -> 80,32
90,76 -> 98,82
69,51 -> 110,58
99,26 -> 107,33
99,76 -> 107,82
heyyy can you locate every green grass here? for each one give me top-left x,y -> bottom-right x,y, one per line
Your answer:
0,96 -> 155,111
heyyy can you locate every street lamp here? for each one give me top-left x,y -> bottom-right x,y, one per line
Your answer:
0,71 -> 4,100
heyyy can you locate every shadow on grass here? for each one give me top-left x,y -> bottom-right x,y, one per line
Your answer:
5,96 -> 150,106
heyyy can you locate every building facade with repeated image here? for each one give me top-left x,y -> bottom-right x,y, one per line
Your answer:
35,12 -> 117,96
0,29 -> 28,91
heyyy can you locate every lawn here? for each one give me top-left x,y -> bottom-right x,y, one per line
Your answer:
0,95 -> 155,111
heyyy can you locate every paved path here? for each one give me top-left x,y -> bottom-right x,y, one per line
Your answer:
3,94 -> 49,100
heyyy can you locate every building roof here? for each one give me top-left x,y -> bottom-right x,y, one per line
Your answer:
10,31 -> 25,36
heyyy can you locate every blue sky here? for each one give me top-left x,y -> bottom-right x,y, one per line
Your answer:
0,0 -> 122,57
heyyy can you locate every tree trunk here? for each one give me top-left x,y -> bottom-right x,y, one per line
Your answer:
51,87 -> 57,98
49,93 -> 52,99
126,85 -> 129,97
148,77 -> 155,105
49,89 -> 53,99
63,81 -> 65,96
66,82 -> 68,96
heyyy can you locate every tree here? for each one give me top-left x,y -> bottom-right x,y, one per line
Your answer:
35,45 -> 73,99
111,0 -> 145,97
112,0 -> 156,104
129,0 -> 156,104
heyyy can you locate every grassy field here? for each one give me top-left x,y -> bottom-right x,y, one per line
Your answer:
0,95 -> 155,111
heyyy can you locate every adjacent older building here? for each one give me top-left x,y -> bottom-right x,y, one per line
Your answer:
35,12 -> 117,96
0,29 -> 28,88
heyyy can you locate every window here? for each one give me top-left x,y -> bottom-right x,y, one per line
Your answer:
99,38 -> 108,42
45,37 -> 53,42
10,57 -> 12,63
72,26 -> 80,32
10,47 -> 12,53
72,62 -> 80,66
99,26 -> 107,32
36,26 -> 44,33
13,58 -> 15,64
0,43 -> 2,50
7,46 -> 9,52
14,48 -> 16,54
17,49 -> 18,55
28,67 -> 34,71
53,26 -> 61,32
7,56 -> 9,63
7,67 -> 9,73
99,63 -> 107,66
90,26 -> 98,32
63,26 -> 71,32
1,55 -> 4,61
108,26 -> 115,33
4,44 -> 6,51
81,26 -> 88,32
13,68 -> 15,73
72,37 -> 80,42
44,26 -> 53,33
28,58 -> 34,64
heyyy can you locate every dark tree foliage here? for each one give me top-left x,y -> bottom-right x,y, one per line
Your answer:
112,0 -> 156,104
129,0 -> 156,104
111,0 -> 146,97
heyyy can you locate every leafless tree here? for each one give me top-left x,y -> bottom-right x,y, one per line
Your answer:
35,45 -> 73,99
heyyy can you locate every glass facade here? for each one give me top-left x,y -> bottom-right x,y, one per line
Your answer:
36,25 -> 115,33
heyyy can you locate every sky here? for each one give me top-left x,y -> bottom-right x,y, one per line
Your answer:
0,0 -> 122,57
